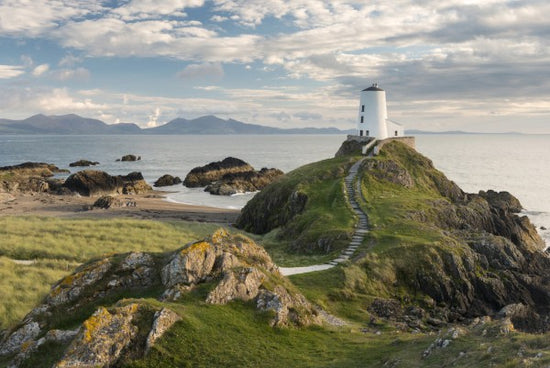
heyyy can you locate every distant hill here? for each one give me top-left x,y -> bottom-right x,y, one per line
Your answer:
0,114 -> 350,135
0,114 -> 142,135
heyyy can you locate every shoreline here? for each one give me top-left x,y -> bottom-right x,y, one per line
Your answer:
0,191 -> 240,224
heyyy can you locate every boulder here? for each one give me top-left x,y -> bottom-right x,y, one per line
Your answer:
145,308 -> 181,354
205,168 -> 283,195
69,159 -> 99,167
54,304 -> 141,368
0,162 -> 69,194
116,154 -> 141,162
153,174 -> 182,187
183,157 -> 253,187
63,170 -> 152,197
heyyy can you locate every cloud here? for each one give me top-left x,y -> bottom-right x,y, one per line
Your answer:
52,67 -> 90,81
38,88 -> 105,111
0,65 -> 25,79
58,54 -> 83,67
177,62 -> 224,79
146,107 -> 162,127
0,0 -> 101,36
32,64 -> 50,77
113,0 -> 205,20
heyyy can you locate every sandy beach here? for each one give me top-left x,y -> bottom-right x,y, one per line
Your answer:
0,191 -> 240,224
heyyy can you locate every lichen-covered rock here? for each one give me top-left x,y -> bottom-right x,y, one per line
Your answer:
145,308 -> 181,354
256,286 -> 321,327
47,258 -> 112,307
161,241 -> 218,288
183,157 -> 253,187
206,267 -> 265,304
0,321 -> 40,356
153,174 -> 182,187
63,170 -> 151,197
54,304 -> 141,368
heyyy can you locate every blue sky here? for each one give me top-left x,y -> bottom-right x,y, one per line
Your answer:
0,0 -> 549,132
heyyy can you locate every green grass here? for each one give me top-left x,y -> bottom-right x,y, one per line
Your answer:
0,216 -> 221,329
0,217 -> 219,262
240,155 -> 360,265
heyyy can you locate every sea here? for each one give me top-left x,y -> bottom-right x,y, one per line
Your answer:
0,134 -> 548,245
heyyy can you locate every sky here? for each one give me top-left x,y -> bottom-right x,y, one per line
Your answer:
0,0 -> 549,133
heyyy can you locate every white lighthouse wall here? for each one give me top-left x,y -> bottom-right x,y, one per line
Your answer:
357,90 -> 388,139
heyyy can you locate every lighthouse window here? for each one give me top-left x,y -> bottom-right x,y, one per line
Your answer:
361,105 -> 365,112
360,116 -> 364,123
366,130 -> 369,136
359,130 -> 363,136
395,130 -> 398,136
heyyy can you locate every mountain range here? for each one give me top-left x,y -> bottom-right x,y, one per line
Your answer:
0,114 -> 354,135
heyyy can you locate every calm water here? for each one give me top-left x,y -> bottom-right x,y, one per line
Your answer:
0,134 -> 548,243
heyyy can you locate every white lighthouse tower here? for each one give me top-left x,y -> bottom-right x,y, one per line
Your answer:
357,83 -> 387,139
356,83 -> 403,139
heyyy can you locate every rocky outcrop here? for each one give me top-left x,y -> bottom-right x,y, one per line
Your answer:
116,154 -> 141,162
63,170 -> 152,197
153,174 -> 182,187
160,229 -> 320,327
0,162 -> 69,194
183,157 -> 253,187
0,230 -> 322,367
205,168 -> 283,195
69,159 -> 99,167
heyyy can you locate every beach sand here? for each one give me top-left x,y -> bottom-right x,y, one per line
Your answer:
0,191 -> 240,224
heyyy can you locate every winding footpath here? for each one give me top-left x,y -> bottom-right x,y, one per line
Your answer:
280,156 -> 369,276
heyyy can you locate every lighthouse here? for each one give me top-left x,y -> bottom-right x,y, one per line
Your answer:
357,83 -> 403,139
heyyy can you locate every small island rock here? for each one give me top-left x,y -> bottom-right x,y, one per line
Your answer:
69,160 -> 100,167
116,154 -> 141,162
154,174 -> 182,187
183,157 -> 254,187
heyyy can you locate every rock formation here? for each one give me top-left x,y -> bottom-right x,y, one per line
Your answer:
153,174 -> 182,187
69,159 -> 99,167
0,162 -> 69,194
183,157 -> 253,187
0,230 -> 322,367
205,167 -> 283,195
63,170 -> 152,197
92,195 -> 136,209
116,154 -> 141,162
237,140 -> 550,332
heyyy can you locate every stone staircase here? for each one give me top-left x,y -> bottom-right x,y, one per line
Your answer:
328,157 -> 369,266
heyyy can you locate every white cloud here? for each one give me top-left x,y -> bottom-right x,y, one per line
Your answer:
113,0 -> 205,20
0,0 -> 101,36
38,88 -> 105,111
178,62 -> 224,79
52,67 -> 90,81
32,64 -> 50,76
58,53 -> 83,67
0,65 -> 25,79
146,107 -> 162,127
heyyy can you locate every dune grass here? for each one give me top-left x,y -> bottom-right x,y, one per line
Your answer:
0,216 -> 221,329
0,217 -> 220,262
